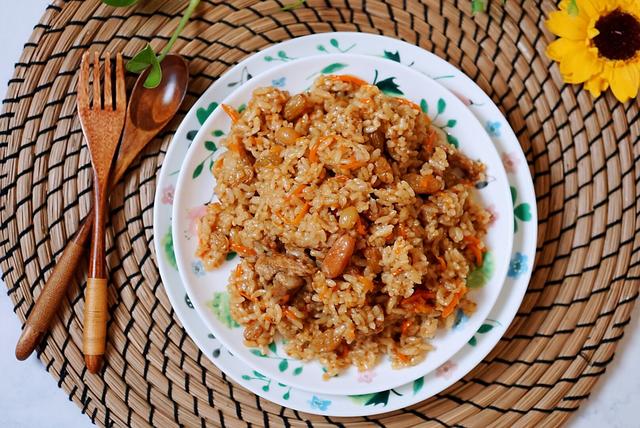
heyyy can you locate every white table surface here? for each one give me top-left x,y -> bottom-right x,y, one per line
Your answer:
0,2 -> 638,427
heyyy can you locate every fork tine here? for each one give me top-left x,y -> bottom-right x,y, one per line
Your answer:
77,52 -> 90,110
115,53 -> 126,112
93,52 -> 101,109
103,53 -> 112,111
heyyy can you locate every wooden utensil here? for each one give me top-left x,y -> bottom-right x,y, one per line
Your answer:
77,52 -> 127,373
14,55 -> 189,362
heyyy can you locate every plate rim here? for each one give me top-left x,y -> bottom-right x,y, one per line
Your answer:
153,31 -> 537,417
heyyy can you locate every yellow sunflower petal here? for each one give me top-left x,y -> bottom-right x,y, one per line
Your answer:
576,0 -> 604,19
584,73 -> 609,98
610,64 -> 640,102
546,11 -> 589,40
558,46 -> 602,83
547,38 -> 587,61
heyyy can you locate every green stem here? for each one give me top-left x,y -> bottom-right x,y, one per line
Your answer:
158,0 -> 201,62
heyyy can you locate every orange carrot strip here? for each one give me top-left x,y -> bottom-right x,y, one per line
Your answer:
213,157 -> 224,173
328,74 -> 368,86
396,352 -> 410,363
396,97 -> 421,111
230,242 -> 256,257
285,184 -> 306,201
309,142 -> 320,162
436,255 -> 447,270
222,103 -> 240,123
292,202 -> 311,226
343,155 -> 366,170
464,236 -> 485,266
356,217 -> 366,235
283,308 -> 297,320
401,319 -> 413,335
441,291 -> 462,319
424,129 -> 437,153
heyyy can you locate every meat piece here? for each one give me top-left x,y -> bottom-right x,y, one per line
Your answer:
254,253 -> 313,299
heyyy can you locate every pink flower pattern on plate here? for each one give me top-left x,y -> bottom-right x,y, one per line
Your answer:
501,152 -> 519,174
357,370 -> 376,383
161,184 -> 175,205
435,360 -> 457,379
186,205 -> 208,236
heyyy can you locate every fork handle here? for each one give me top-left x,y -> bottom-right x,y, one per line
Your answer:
84,181 -> 109,373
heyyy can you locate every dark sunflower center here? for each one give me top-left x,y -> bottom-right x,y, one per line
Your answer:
593,10 -> 640,60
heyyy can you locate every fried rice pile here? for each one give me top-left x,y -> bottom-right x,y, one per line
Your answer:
196,75 -> 490,377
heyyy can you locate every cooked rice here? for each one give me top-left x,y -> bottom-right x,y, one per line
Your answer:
196,75 -> 490,377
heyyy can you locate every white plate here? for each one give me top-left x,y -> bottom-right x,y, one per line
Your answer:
172,53 -> 513,396
153,32 -> 536,416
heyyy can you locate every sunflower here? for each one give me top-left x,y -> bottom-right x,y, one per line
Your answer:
546,0 -> 640,102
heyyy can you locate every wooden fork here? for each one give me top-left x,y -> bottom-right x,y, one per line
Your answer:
77,52 -> 126,373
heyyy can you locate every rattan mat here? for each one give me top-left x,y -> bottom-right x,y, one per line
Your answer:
1,0 -> 639,427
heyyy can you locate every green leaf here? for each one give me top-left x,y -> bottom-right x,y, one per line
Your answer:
212,129 -> 225,137
446,119 -> 457,128
253,370 -> 266,378
184,294 -> 193,309
330,38 -> 339,48
241,374 -> 251,380
293,366 -> 303,376
209,292 -> 240,328
437,98 -> 446,115
277,50 -> 288,59
226,251 -> 237,261
446,134 -> 459,148
161,226 -> 177,270
204,141 -> 217,152
514,203 -> 532,221
468,336 -> 478,346
186,130 -> 198,141
283,390 -> 290,400
383,50 -> 401,62
143,63 -> 162,89
467,251 -> 494,289
126,44 -> 157,73
262,385 -> 269,392
278,359 -> 289,372
197,102 -> 219,125
237,103 -> 246,113
477,323 -> 494,334
317,44 -> 327,52
510,186 -> 517,204
278,382 -> 287,387
282,0 -> 306,11
375,77 -> 403,95
102,0 -> 138,7
268,342 -> 277,354
567,0 -> 579,16
471,0 -> 486,14
420,99 -> 428,113
320,63 -> 348,74
364,390 -> 390,406
412,377 -> 424,394
192,162 -> 204,179
250,349 -> 265,357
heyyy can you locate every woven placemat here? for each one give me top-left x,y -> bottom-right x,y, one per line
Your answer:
1,0 -> 638,426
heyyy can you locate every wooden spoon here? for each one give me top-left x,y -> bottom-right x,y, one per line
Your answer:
15,54 -> 189,362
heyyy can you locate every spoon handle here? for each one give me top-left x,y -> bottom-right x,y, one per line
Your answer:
14,220 -> 90,360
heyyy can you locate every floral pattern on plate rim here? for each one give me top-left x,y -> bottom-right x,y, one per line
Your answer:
152,32 -> 537,416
